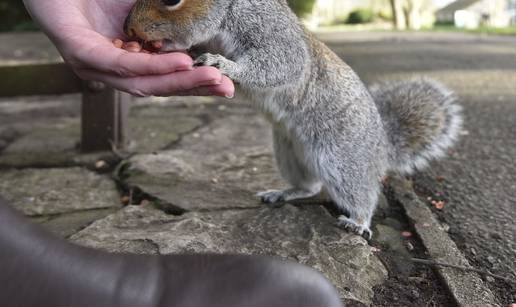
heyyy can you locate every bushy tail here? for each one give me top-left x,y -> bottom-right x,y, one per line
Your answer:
370,78 -> 463,174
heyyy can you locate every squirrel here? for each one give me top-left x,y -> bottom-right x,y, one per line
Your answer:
123,0 -> 463,238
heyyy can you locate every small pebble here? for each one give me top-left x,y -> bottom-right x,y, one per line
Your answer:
441,223 -> 450,232
487,256 -> 496,264
252,167 -> 258,172
485,276 -> 495,283
401,231 -> 413,238
405,242 -> 414,251
192,133 -> 201,138
95,160 -> 107,169
140,199 -> 150,206
470,247 -> 477,256
211,178 -> 219,184
490,232 -> 502,240
411,289 -> 420,299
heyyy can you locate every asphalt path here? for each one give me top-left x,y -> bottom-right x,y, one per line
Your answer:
319,31 -> 516,303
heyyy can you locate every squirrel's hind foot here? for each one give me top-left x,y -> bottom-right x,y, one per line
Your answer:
257,190 -> 286,204
337,216 -> 373,240
257,188 -> 321,205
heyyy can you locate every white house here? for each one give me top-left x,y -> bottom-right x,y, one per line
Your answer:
436,0 -> 516,28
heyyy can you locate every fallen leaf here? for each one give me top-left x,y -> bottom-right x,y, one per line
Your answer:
434,201 -> 445,210
121,196 -> 130,205
401,231 -> 413,238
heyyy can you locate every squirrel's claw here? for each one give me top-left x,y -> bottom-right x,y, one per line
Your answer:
194,53 -> 236,77
337,216 -> 373,240
256,190 -> 285,205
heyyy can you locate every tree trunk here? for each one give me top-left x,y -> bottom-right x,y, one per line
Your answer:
390,0 -> 407,30
406,0 -> 423,30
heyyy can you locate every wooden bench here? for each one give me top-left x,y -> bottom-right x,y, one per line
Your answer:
0,32 -> 130,152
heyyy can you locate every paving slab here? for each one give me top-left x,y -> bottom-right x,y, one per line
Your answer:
0,116 -> 112,168
66,101 -> 389,305
128,108 -> 203,153
38,208 -> 119,238
0,100 -> 204,167
125,107 -> 285,211
0,167 -> 120,216
71,203 -> 387,305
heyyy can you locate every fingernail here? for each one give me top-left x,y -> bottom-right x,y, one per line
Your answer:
225,93 -> 235,99
198,79 -> 222,86
176,64 -> 194,71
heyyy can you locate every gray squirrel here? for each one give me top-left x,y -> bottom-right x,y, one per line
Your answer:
124,0 -> 463,237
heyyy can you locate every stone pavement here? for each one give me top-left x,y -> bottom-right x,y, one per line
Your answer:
0,93 -> 388,305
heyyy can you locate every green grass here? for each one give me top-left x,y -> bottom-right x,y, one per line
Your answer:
429,24 -> 516,36
312,22 -> 516,37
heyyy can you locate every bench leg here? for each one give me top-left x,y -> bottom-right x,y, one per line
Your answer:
81,81 -> 131,152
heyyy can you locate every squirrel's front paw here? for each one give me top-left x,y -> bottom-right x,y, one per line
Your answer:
194,53 -> 233,76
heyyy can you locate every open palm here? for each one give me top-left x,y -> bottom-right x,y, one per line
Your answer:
23,0 -> 234,97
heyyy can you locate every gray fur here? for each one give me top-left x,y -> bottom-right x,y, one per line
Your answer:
126,0 -> 463,237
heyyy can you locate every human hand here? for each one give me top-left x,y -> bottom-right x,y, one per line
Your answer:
22,0 -> 235,97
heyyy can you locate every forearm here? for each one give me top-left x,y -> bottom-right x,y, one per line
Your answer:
196,48 -> 307,89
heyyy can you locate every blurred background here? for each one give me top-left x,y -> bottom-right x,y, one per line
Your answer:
2,0 -> 516,34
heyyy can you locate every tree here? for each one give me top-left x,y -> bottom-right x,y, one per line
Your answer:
390,0 -> 407,30
389,0 -> 425,30
287,0 -> 317,18
406,0 -> 424,30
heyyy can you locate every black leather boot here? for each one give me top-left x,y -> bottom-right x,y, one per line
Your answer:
0,196 -> 343,307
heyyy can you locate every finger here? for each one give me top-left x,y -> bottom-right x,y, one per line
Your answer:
77,66 -> 234,97
174,76 -> 235,98
75,38 -> 194,77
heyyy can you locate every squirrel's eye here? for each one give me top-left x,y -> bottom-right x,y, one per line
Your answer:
162,0 -> 184,10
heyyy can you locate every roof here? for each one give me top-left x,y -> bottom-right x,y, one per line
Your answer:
437,0 -> 481,14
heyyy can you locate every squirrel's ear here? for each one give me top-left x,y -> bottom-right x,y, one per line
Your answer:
162,0 -> 185,11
